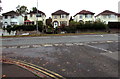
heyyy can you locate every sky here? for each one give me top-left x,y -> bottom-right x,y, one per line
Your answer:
0,0 -> 120,18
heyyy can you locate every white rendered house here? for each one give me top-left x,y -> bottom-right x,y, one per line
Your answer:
95,10 -> 118,24
25,10 -> 46,25
74,10 -> 95,23
51,10 -> 70,28
2,11 -> 24,28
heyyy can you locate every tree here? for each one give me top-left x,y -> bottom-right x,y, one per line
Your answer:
38,21 -> 43,32
46,17 -> 52,27
16,5 -> 28,14
31,7 -> 37,12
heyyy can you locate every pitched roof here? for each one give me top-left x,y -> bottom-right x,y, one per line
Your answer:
28,10 -> 46,16
2,11 -> 19,16
74,10 -> 95,17
96,10 -> 118,17
52,10 -> 69,15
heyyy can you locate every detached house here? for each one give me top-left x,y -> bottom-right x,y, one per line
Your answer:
95,10 -> 118,24
2,11 -> 24,28
74,10 -> 95,23
51,10 -> 70,28
25,10 -> 46,25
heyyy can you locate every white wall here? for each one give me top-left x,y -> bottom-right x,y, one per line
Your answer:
74,14 -> 95,22
52,14 -> 69,26
27,14 -> 46,25
2,15 -> 24,27
96,14 -> 118,24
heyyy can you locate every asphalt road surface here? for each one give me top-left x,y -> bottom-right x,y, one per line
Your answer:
1,34 -> 119,78
2,34 -> 119,46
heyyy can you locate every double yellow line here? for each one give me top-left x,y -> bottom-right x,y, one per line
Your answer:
10,58 -> 66,79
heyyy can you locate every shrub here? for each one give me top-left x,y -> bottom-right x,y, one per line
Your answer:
12,25 -> 36,31
37,21 -> 43,32
108,22 -> 120,29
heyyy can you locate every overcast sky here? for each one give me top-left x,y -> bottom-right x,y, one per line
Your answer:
0,0 -> 120,18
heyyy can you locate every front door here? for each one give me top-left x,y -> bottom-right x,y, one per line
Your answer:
54,21 -> 58,28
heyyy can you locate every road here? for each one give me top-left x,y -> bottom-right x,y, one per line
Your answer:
2,34 -> 119,46
1,34 -> 119,78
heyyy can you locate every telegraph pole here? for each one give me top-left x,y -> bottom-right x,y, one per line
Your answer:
36,0 -> 39,34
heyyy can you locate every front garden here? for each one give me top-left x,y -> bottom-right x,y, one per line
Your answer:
3,21 -> 120,36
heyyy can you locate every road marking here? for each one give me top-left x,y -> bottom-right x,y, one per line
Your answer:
19,60 -> 65,79
84,44 -> 113,53
43,44 -> 53,47
33,45 -> 41,48
74,43 -> 84,45
8,58 -> 65,79
54,44 -> 63,46
65,43 -> 73,46
8,46 -> 17,48
20,45 -> 30,48
1,47 -> 6,49
99,41 -> 105,43
106,41 -> 113,43
2,40 -> 118,49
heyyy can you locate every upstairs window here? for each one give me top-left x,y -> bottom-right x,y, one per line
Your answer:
36,14 -> 42,17
61,15 -> 66,18
54,16 -> 57,19
11,16 -> 15,18
88,15 -> 92,18
79,15 -> 83,19
110,15 -> 116,18
85,15 -> 88,18
5,16 -> 8,19
103,15 -> 107,19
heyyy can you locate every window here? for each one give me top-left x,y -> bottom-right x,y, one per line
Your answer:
10,22 -> 17,25
11,16 -> 15,18
88,15 -> 92,18
62,15 -> 64,18
110,15 -> 116,18
61,15 -> 66,18
54,16 -> 57,19
36,14 -> 42,17
5,16 -> 8,19
4,22 -> 7,25
85,15 -> 88,18
80,15 -> 83,19
103,15 -> 107,19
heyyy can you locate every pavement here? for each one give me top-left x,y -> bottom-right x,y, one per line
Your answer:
1,34 -> 119,78
2,63 -> 37,77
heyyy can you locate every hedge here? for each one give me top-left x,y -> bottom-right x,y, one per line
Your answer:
59,21 -> 107,33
